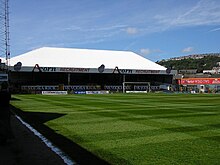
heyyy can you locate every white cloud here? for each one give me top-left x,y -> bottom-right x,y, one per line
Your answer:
182,47 -> 194,53
154,0 -> 220,30
125,27 -> 138,34
140,48 -> 151,55
209,27 -> 220,32
140,48 -> 162,55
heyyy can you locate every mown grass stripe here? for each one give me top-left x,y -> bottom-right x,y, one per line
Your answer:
11,94 -> 220,164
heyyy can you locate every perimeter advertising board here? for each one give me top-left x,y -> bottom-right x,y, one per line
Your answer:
178,78 -> 220,85
42,91 -> 68,95
0,73 -> 8,82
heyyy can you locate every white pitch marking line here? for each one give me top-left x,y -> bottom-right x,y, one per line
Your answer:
15,115 -> 75,165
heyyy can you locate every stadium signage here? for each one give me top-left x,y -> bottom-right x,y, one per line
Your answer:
21,85 -> 58,90
0,74 -> 8,81
104,85 -> 160,91
21,85 -> 101,91
41,67 -> 57,72
64,85 -> 101,90
10,65 -> 175,75
179,78 -> 220,85
74,91 -> 86,94
104,85 -> 123,90
119,69 -> 133,74
135,70 -> 160,74
85,91 -> 109,94
42,91 -> 68,95
59,67 -> 90,72
73,91 -> 109,94
21,85 -> 160,92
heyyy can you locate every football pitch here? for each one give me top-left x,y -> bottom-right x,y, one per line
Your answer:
11,94 -> 220,164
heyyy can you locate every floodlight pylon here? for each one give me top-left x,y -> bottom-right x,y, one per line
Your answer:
0,0 -> 10,68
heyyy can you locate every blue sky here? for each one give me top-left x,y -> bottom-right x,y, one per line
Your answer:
10,0 -> 220,61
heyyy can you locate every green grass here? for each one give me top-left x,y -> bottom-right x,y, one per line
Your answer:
11,94 -> 220,164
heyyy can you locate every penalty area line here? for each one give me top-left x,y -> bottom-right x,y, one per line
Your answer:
15,115 -> 75,165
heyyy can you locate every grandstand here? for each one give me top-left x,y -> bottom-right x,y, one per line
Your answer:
8,47 -> 174,93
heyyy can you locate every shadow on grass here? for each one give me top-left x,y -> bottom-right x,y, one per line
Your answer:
11,97 -> 21,101
10,105 -> 110,165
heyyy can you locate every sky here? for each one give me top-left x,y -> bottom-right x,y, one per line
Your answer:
8,0 -> 220,61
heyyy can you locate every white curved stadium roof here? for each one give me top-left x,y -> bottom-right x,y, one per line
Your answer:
10,47 -> 166,70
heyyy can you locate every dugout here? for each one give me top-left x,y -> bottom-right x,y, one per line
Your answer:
8,47 -> 174,93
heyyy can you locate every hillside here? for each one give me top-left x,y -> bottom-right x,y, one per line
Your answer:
157,54 -> 220,71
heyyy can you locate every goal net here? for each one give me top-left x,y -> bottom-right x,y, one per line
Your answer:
122,82 -> 151,93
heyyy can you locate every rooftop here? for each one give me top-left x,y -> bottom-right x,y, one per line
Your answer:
10,47 -> 166,70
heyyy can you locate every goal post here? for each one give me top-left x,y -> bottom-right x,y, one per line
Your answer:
122,82 -> 151,93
